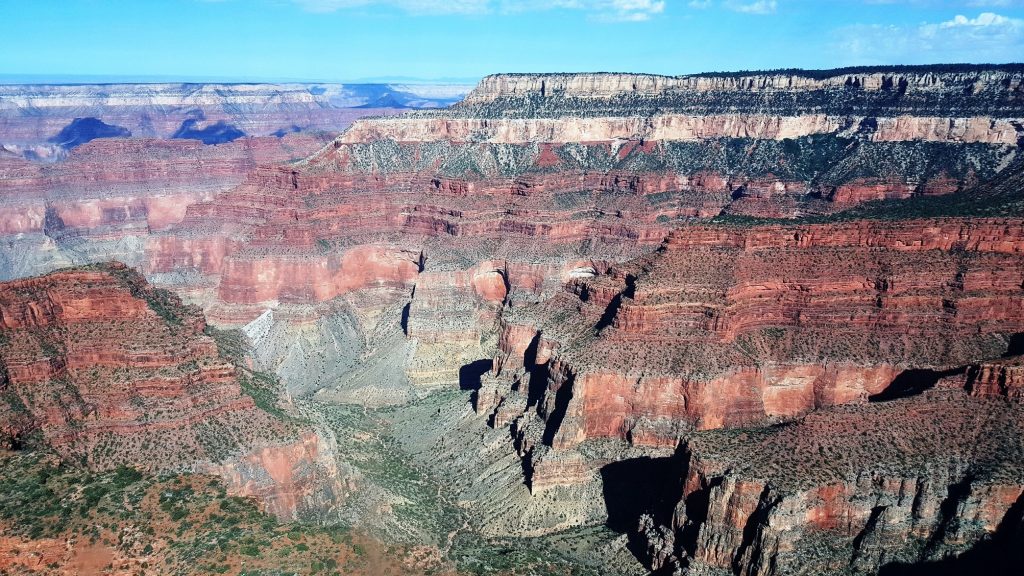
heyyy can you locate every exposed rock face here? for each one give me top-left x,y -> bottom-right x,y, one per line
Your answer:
0,134 -> 336,283
0,135 -> 331,233
339,114 -> 1020,145
966,354 -> 1024,400
484,217 -> 1024,459
634,388 -> 1024,575
5,67 -> 1023,394
0,263 -> 345,521
461,68 -> 1024,106
204,430 -> 345,521
61,67 -> 1003,396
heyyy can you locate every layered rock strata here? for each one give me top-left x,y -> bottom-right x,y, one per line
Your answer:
0,82 -> 469,147
0,263 -> 345,521
2,66 -> 1024,574
0,65 -> 1020,407
129,67 -> 1022,390
640,387 -> 1024,575
0,134 -> 338,285
484,217 -> 1024,461
457,66 -> 1024,116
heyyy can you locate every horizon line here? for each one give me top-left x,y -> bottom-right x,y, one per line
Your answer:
2,63 -> 1023,87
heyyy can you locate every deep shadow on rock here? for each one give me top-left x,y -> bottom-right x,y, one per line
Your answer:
869,367 -> 965,402
600,453 -> 688,569
879,489 -> 1024,576
49,117 -> 131,148
458,359 -> 492,392
173,119 -> 245,144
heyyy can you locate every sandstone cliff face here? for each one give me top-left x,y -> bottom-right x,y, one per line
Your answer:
0,134 -> 339,285
0,263 -> 346,521
339,114 -> 1019,145
461,68 -> 1024,104
5,69 -> 1021,400
308,77 -> 1020,227
124,132 -> 1014,394
0,135 -> 330,237
965,354 -> 1024,400
482,217 -> 1024,461
636,388 -> 1024,575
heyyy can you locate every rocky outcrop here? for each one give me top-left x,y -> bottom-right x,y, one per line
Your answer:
0,263 -> 346,521
482,217 -> 1024,460
0,135 -> 331,237
2,67 -> 1024,571
0,134 -> 343,285
461,68 -> 1024,105
5,69 -> 1022,400
204,430 -> 346,522
966,354 -> 1024,400
339,114 -> 1020,145
456,66 -> 1024,118
636,388 -> 1024,575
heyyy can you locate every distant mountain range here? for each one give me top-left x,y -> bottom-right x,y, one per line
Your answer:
0,81 -> 474,151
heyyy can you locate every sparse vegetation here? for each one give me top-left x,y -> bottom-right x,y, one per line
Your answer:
0,451 -> 426,576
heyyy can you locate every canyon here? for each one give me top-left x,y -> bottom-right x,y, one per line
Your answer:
0,82 -> 469,149
2,64 -> 1024,575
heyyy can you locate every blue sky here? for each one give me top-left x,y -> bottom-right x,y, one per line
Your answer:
1,0 -> 1022,83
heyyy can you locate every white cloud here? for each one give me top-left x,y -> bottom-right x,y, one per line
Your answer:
676,0 -> 777,14
724,0 -> 777,14
594,0 -> 666,21
288,0 -> 665,19
835,11 -> 1024,64
863,0 -> 1024,5
967,0 -> 1023,6
511,0 -> 666,21
290,0 -> 487,13
940,11 -> 1013,27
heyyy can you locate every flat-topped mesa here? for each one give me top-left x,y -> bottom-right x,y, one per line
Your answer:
305,68 -> 1023,227
463,67 -> 1024,100
456,65 -> 1024,114
320,65 -> 1024,156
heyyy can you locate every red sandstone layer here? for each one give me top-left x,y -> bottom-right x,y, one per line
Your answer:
0,135 -> 331,237
485,218 -> 1024,458
643,388 -> 1024,575
0,263 -> 344,520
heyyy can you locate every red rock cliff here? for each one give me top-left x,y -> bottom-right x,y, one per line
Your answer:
0,263 -> 346,521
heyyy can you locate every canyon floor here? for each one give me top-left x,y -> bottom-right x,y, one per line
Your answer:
0,392 -> 637,576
